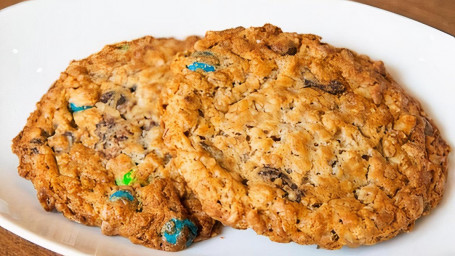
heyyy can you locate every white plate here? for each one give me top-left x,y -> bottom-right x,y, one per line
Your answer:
1,0 -> 454,255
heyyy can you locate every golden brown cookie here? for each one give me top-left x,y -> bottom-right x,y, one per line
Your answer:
162,24 -> 450,249
12,36 -> 221,251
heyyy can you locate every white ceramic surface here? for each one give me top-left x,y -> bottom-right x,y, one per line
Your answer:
0,0 -> 454,255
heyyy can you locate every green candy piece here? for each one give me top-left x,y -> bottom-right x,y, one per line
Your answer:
116,169 -> 135,186
117,44 -> 129,51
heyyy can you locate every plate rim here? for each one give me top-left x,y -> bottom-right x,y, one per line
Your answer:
0,0 -> 454,255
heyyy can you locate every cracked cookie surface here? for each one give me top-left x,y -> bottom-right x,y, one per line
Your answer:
162,24 -> 450,249
12,36 -> 221,251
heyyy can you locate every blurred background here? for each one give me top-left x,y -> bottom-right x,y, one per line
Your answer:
2,0 -> 453,35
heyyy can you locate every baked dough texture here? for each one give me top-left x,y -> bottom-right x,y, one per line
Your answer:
12,36 -> 221,251
162,24 -> 450,249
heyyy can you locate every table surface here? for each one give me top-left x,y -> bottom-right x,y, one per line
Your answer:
0,0 -> 454,255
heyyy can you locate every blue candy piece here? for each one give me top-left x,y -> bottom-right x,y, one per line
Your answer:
69,102 -> 93,112
187,62 -> 216,72
163,218 -> 198,247
109,190 -> 134,202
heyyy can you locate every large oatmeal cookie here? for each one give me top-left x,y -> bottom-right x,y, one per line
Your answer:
162,24 -> 450,249
12,36 -> 221,251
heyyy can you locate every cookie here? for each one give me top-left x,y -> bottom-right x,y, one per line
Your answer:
162,24 -> 450,249
12,36 -> 221,251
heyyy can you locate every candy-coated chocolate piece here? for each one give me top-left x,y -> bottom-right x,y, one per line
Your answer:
109,190 -> 134,201
163,218 -> 198,247
187,62 -> 215,72
69,102 -> 93,112
116,169 -> 135,186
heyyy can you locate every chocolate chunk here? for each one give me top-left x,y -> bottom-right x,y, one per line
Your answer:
114,134 -> 128,141
116,95 -> 126,107
270,135 -> 281,142
331,230 -> 339,241
269,41 -> 298,56
163,153 -> 172,165
198,109 -> 205,117
63,131 -> 73,137
312,203 -> 322,208
30,138 -> 42,144
286,47 -> 297,55
94,118 -> 132,159
304,79 -> 346,95
200,142 -> 224,162
63,131 -> 75,145
100,91 -> 115,103
96,118 -> 115,130
258,167 -> 281,180
258,167 -> 304,203
327,80 -> 346,94
40,129 -> 50,138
